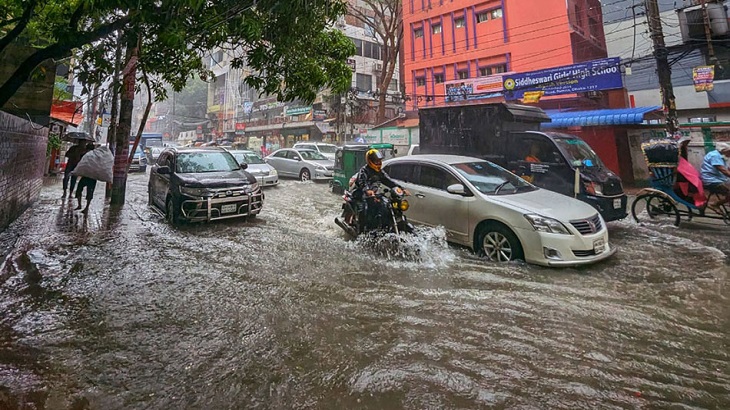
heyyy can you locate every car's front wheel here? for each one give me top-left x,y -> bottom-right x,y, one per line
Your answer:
299,168 -> 311,182
166,197 -> 182,225
476,223 -> 524,262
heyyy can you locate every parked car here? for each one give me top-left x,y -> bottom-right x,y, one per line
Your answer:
146,146 -> 165,163
382,155 -> 616,267
148,147 -> 263,224
129,144 -> 148,173
292,142 -> 338,160
228,150 -> 278,187
265,148 -> 334,181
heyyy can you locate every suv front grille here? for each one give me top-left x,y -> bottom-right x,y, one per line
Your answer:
211,186 -> 252,198
570,214 -> 603,235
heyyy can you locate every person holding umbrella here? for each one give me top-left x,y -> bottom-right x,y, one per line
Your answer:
62,138 -> 85,198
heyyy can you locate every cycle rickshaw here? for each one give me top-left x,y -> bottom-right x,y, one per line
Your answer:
631,138 -> 729,226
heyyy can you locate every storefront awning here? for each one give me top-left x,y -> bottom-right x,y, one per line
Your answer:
543,106 -> 662,128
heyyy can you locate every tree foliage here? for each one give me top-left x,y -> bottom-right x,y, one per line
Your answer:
347,0 -> 403,123
0,0 -> 356,107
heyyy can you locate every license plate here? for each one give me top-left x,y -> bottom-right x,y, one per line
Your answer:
221,204 -> 237,214
613,198 -> 622,209
593,238 -> 605,254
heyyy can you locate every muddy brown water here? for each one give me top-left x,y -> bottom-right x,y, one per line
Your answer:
0,173 -> 727,409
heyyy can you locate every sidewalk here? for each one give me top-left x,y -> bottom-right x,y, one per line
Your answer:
0,176 -> 128,265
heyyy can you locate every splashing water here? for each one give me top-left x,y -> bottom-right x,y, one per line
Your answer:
346,225 -> 456,269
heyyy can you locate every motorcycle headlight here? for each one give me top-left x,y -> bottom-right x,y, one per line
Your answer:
524,214 -> 571,235
399,200 -> 409,211
180,186 -> 211,197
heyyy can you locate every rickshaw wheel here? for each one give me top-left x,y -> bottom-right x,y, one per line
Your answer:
721,204 -> 730,226
631,193 -> 680,227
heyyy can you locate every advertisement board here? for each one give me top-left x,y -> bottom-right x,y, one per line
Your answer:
235,123 -> 246,135
502,57 -> 623,100
692,66 -> 714,92
445,74 -> 505,102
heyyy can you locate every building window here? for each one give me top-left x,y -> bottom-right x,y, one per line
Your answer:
588,16 -> 599,38
434,73 -> 444,83
458,70 -> 469,79
414,28 -> 424,38
416,77 -> 426,87
477,12 -> 489,23
455,17 -> 465,28
356,73 -> 372,92
432,23 -> 442,34
389,79 -> 399,91
688,116 -> 716,123
490,8 -> 503,19
478,64 -> 507,77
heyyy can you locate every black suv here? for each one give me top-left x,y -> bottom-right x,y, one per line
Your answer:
148,147 -> 263,223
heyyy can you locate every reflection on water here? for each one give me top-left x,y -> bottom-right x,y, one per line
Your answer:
0,175 -> 728,409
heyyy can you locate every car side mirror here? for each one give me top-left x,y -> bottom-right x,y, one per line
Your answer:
295,157 -> 302,161
157,166 -> 171,174
239,162 -> 248,170
446,183 -> 466,195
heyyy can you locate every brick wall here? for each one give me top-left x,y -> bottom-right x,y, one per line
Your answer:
0,111 -> 48,231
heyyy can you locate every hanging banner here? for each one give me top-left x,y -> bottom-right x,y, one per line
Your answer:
503,57 -> 623,100
445,74 -> 506,102
693,66 -> 715,92
235,123 -> 246,135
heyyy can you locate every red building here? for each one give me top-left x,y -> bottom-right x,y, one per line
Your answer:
401,0 -> 607,110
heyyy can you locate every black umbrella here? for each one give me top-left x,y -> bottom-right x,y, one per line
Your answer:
62,131 -> 95,142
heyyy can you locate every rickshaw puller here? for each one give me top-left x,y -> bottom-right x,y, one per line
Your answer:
700,142 -> 730,213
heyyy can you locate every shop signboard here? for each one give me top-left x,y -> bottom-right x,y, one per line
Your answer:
313,110 -> 327,121
235,122 -> 246,135
286,106 -> 312,116
502,57 -> 623,100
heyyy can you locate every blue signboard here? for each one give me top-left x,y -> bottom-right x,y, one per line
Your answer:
503,57 -> 623,100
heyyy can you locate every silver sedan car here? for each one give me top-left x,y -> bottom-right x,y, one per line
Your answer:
228,150 -> 278,187
265,148 -> 334,181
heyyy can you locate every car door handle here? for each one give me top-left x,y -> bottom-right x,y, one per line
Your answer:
415,193 -> 425,198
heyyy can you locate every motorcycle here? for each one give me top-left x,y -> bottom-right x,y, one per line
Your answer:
334,185 -> 415,238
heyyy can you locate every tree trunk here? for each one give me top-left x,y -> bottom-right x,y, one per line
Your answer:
106,32 -> 123,199
110,36 -> 138,205
0,0 -> 37,55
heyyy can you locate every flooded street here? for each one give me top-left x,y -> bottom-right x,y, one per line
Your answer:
1,172 -> 728,409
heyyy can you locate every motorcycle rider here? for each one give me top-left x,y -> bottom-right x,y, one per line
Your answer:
348,149 -> 403,231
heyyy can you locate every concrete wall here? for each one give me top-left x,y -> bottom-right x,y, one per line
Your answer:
0,111 -> 48,231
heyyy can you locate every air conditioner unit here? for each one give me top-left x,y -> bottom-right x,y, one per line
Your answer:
374,62 -> 383,71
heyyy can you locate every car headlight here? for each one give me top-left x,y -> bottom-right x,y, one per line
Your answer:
316,165 -> 327,171
180,186 -> 211,197
269,168 -> 277,175
524,214 -> 571,235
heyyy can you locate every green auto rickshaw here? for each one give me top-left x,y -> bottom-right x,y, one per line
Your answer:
331,143 -> 397,194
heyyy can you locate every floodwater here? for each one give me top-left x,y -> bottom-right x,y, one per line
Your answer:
0,173 -> 728,409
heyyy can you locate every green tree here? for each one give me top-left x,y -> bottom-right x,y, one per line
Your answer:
0,0 -> 356,108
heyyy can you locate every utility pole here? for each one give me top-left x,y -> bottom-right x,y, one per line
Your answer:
645,0 -> 679,136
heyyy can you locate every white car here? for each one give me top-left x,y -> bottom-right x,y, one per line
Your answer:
228,150 -> 279,187
382,155 -> 616,267
292,142 -> 338,160
265,148 -> 334,181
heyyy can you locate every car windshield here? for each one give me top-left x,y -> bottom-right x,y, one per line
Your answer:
299,150 -> 328,160
128,145 -> 144,156
176,151 -> 240,173
553,137 -> 604,168
232,152 -> 265,164
452,161 -> 535,195
317,145 -> 337,154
